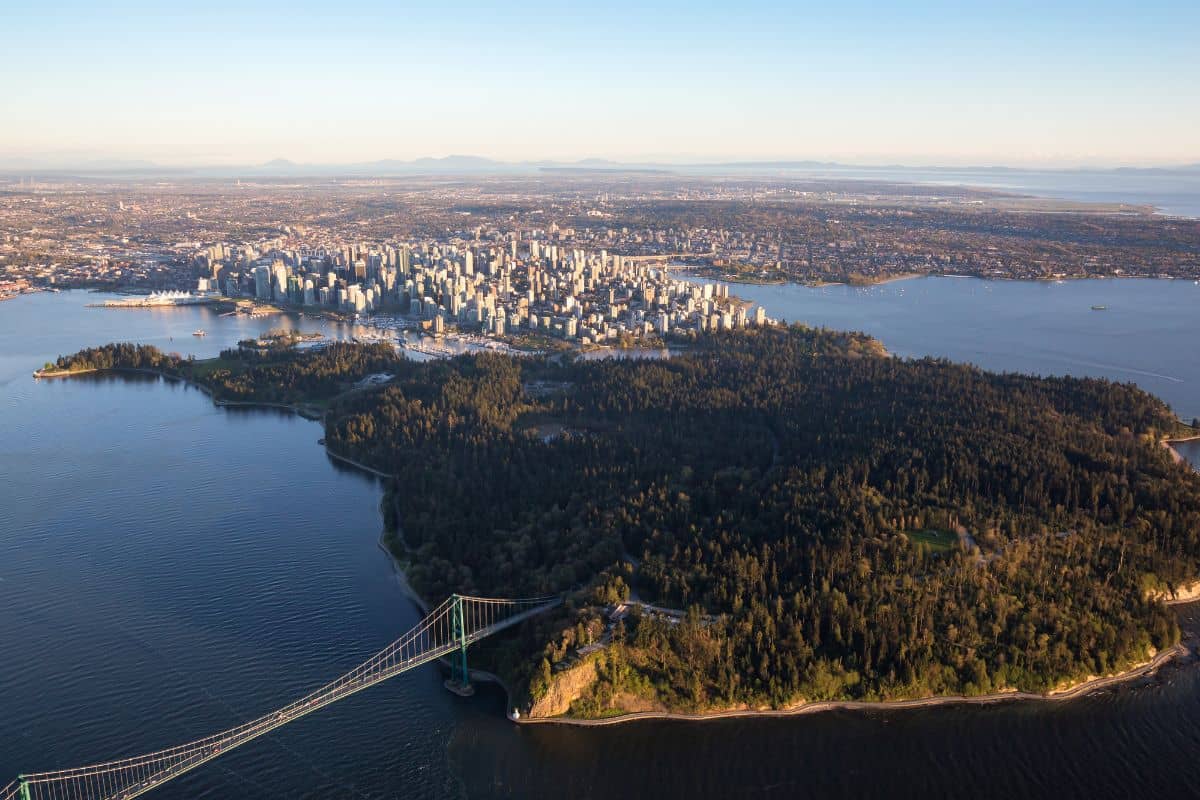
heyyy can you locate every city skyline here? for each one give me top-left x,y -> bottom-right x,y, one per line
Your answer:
5,0 -> 1199,168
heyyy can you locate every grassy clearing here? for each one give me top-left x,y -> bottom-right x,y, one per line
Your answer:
187,356 -> 248,380
908,528 -> 958,554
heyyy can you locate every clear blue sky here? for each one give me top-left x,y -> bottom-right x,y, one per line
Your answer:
4,0 -> 1197,166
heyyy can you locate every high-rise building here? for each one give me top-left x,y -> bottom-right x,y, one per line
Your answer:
254,266 -> 271,300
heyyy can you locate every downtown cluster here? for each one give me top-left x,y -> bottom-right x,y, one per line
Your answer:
196,227 -> 770,345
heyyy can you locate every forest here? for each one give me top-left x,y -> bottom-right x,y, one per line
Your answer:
50,341 -> 397,405
48,342 -> 184,374
323,327 -> 1200,713
52,331 -> 1200,714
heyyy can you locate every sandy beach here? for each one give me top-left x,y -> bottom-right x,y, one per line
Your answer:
860,272 -> 924,286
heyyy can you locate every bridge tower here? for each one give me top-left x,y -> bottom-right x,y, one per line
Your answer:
5,594 -> 561,799
445,594 -> 475,696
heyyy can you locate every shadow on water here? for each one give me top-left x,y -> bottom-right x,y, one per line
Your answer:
68,370 -> 163,388
325,452 -> 386,484
218,403 -> 305,421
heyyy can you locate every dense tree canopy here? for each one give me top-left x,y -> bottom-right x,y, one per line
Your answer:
200,342 -> 396,403
324,328 -> 1200,710
55,331 -> 1200,712
51,342 -> 181,373
53,341 -> 396,404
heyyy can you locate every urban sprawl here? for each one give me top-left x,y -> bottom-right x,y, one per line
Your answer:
4,176 -> 1197,348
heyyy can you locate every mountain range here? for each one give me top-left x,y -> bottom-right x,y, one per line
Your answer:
0,155 -> 1197,177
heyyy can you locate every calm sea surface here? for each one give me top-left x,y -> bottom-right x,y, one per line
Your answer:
2,288 -> 1200,800
767,166 -> 1200,218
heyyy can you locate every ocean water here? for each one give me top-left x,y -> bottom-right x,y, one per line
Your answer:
0,294 -> 467,799
2,289 -> 1200,800
771,166 -> 1200,218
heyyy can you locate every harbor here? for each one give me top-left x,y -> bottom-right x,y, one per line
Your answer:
352,313 -> 542,360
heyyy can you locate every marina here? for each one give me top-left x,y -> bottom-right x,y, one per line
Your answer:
353,314 -> 542,360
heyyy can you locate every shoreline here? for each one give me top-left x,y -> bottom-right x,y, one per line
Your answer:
670,267 -> 928,288
35,366 -> 401,475
325,448 -> 394,479
35,360 -> 1200,729
516,641 -> 1190,727
861,272 -> 923,286
1165,434 -> 1200,444
34,365 -> 327,420
1162,435 -> 1200,470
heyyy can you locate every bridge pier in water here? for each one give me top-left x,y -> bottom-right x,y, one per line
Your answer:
444,594 -> 475,697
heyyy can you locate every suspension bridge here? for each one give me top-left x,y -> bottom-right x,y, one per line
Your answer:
2,593 -> 560,800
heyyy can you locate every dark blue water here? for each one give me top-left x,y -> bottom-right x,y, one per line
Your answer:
3,289 -> 1200,800
0,293 -> 469,799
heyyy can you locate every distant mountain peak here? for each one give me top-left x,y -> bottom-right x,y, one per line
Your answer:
410,155 -> 500,166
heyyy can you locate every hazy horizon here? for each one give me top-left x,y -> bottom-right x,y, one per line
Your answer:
2,152 -> 1198,173
5,1 -> 1198,169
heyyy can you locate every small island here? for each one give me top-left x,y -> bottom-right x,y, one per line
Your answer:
43,328 -> 1200,722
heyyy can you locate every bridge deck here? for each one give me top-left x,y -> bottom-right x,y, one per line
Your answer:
12,594 -> 560,800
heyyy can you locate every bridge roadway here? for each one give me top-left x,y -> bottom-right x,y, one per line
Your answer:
4,594 -> 560,800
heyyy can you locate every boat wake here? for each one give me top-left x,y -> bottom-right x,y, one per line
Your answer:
1058,356 -> 1184,384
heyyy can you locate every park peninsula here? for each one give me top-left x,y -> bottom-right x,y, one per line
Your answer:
41,326 -> 1200,721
